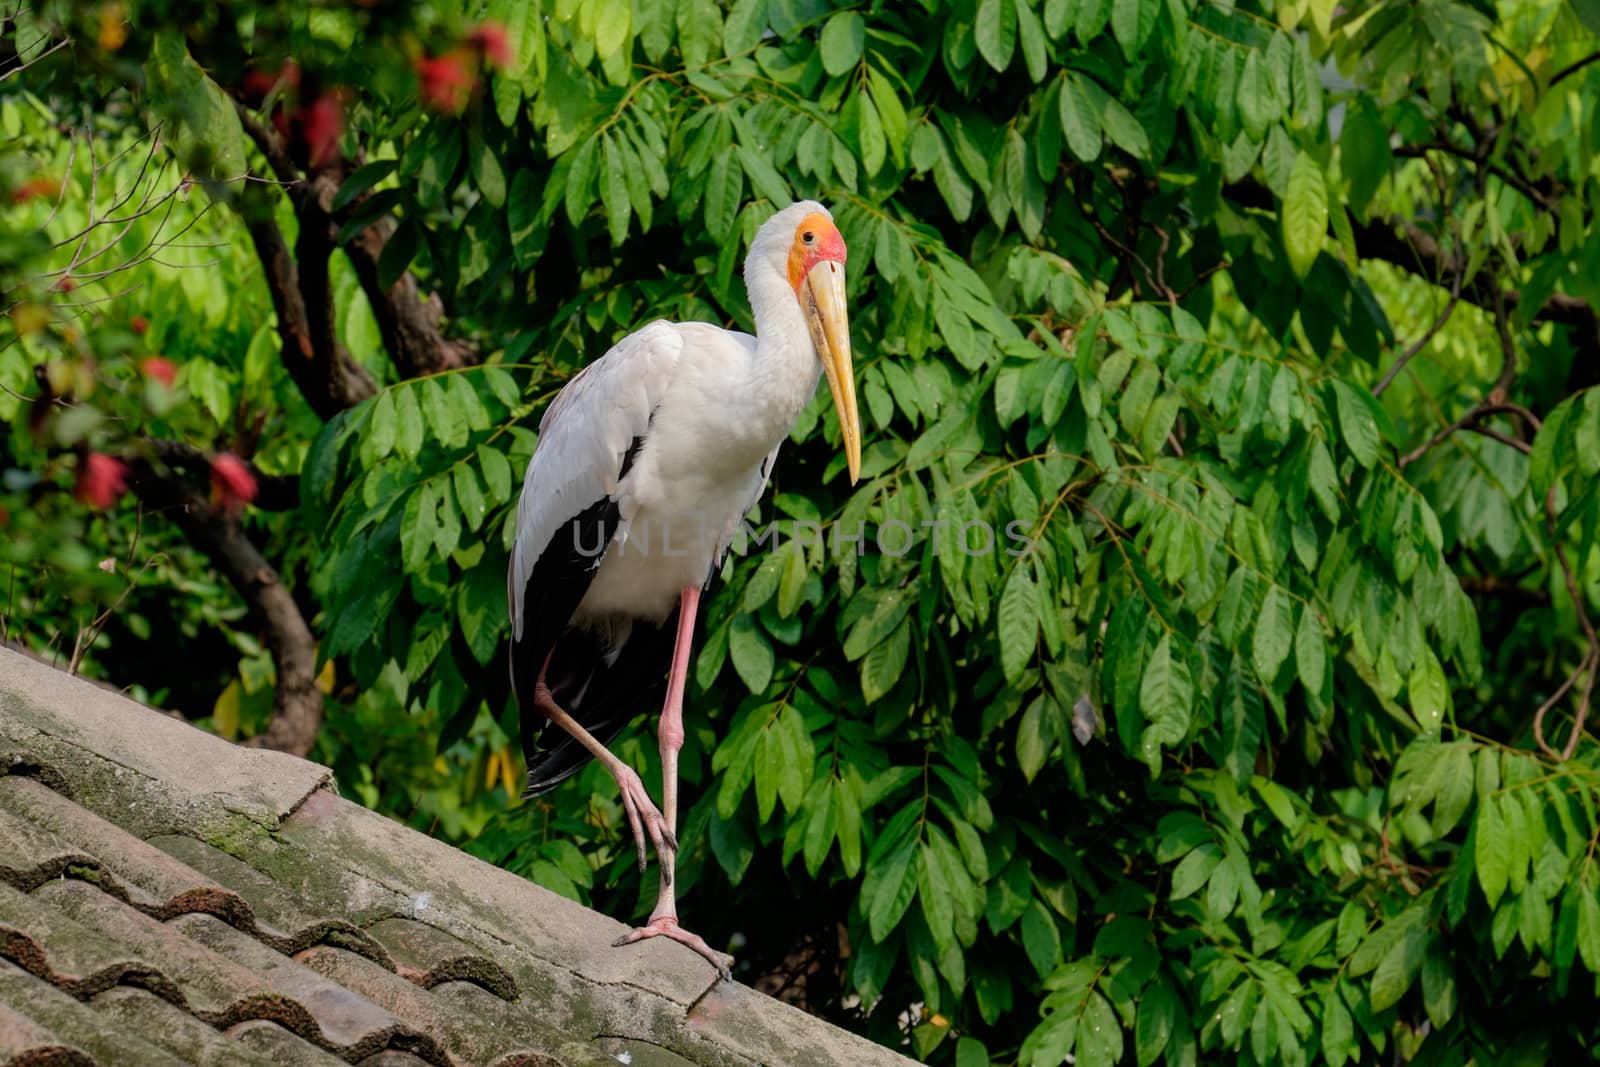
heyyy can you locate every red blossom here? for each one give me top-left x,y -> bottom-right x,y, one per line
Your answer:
416,50 -> 477,113
130,315 -> 149,334
55,276 -> 76,292
141,356 -> 176,386
468,22 -> 514,69
12,177 -> 57,203
209,453 -> 258,515
241,59 -> 301,107
302,93 -> 345,168
76,452 -> 129,510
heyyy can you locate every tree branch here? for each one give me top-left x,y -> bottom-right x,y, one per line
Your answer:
238,190 -> 375,419
1393,142 -> 1559,212
1534,487 -> 1599,762
1397,286 -> 1528,467
143,438 -> 299,511
344,215 -> 477,378
233,101 -> 299,186
1373,259 -> 1463,397
1550,51 -> 1600,88
127,463 -> 322,756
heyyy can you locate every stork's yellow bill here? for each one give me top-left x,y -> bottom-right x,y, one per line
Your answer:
788,213 -> 861,484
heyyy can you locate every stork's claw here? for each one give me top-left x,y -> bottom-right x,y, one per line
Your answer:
613,916 -> 734,981
612,763 -> 676,879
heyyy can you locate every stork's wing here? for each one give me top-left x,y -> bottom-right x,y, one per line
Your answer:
508,322 -> 682,638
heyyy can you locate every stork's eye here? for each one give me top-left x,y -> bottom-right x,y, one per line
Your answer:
802,230 -> 816,245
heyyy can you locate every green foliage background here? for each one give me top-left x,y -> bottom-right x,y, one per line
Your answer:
6,0 -> 1600,1063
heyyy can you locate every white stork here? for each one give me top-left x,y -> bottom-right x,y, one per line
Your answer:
506,201 -> 860,975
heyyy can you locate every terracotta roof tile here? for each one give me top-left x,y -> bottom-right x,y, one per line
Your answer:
0,958 -> 184,1066
0,776 -> 252,924
295,946 -> 611,1066
0,803 -> 101,893
226,1019 -> 351,1065
0,880 -> 177,1000
365,916 -> 519,999
89,988 -> 286,1067
173,913 -> 446,1062
148,832 -> 393,964
0,646 -> 916,1067
0,994 -> 91,1067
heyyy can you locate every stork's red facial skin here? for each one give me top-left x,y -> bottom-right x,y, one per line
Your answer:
786,213 -> 847,293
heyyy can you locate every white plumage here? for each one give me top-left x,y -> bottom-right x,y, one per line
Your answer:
503,200 -> 859,976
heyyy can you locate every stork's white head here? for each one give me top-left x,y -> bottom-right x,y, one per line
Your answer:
748,201 -> 861,484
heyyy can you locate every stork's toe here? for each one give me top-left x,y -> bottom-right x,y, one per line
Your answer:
613,916 -> 734,980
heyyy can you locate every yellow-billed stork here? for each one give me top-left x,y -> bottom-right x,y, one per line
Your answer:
507,201 -> 859,975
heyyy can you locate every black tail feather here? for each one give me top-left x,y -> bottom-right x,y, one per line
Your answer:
519,614 -> 678,796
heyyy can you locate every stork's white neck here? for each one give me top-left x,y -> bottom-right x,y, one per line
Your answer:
742,256 -> 824,441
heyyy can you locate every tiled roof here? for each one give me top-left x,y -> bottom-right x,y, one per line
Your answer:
0,649 -> 914,1067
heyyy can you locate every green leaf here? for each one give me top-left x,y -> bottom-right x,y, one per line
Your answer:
1014,0 -> 1048,83
368,391 -> 397,459
1220,655 -> 1263,782
1139,632 -> 1192,770
998,563 -> 1040,682
868,838 -> 920,940
1369,926 -> 1427,1012
819,11 -> 864,76
956,1037 -> 989,1067
478,445 -> 512,504
1295,607 -> 1327,696
377,220 -> 419,291
1101,96 -> 1151,160
1475,795 -> 1510,908
1282,153 -> 1329,278
729,614 -> 774,692
600,134 -> 631,245
333,161 -> 397,212
471,137 -> 507,207
704,150 -> 743,242
861,618 -> 911,703
395,386 -> 425,460
1020,898 -> 1061,977
1059,74 -> 1103,162
1408,646 -> 1448,732
1334,381 -> 1382,468
1076,992 -> 1123,1067
144,32 -> 249,180
564,136 -> 600,226
1578,881 -> 1600,974
1136,977 -> 1176,1067
722,0 -> 767,54
1252,586 -> 1294,683
452,464 -> 487,532
975,0 -> 1017,71
593,0 -> 632,60
1170,843 -> 1221,899
1320,988 -> 1355,1067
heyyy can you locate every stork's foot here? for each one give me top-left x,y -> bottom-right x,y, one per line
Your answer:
613,916 -> 734,980
612,763 -> 678,878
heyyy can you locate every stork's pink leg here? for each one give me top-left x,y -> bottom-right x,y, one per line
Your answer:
613,585 -> 734,979
533,672 -> 675,872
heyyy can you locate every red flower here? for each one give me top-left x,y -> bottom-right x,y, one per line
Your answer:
468,23 -> 514,69
12,177 -> 56,203
130,315 -> 149,335
302,93 -> 345,168
210,453 -> 258,515
55,276 -> 76,292
76,452 -> 129,510
241,60 -> 301,107
141,356 -> 176,386
416,50 -> 476,113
